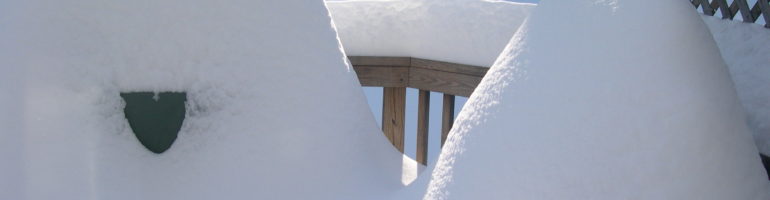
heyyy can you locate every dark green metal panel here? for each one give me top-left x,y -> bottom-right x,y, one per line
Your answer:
120,92 -> 187,154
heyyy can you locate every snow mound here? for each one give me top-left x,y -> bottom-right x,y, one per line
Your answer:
0,1 -> 405,199
426,0 -> 770,199
327,0 -> 534,67
0,50 -> 24,199
703,16 -> 770,155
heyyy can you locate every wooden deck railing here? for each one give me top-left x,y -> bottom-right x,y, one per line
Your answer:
691,0 -> 770,28
349,56 -> 488,165
344,1 -> 767,172
348,2 -> 768,165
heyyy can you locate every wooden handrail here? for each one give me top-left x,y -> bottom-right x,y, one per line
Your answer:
349,56 -> 489,165
349,56 -> 487,97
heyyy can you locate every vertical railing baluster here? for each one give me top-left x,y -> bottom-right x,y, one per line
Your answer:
382,87 -> 406,153
416,90 -> 430,165
441,94 -> 455,147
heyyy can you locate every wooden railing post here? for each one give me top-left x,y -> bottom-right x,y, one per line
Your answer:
416,90 -> 430,165
441,94 -> 455,147
382,87 -> 406,153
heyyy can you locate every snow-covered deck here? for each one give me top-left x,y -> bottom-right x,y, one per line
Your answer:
2,0 -> 770,199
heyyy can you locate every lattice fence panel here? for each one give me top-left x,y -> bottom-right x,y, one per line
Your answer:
691,0 -> 770,28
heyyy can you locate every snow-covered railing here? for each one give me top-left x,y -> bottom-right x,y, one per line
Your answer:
691,0 -> 770,28
348,56 -> 488,165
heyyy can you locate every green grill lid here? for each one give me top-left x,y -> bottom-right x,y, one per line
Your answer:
120,92 -> 187,154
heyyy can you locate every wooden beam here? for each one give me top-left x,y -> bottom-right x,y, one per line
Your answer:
409,67 -> 483,97
353,66 -> 408,87
441,94 -> 455,147
349,56 -> 488,97
348,56 -> 411,66
411,58 -> 488,77
382,87 -> 406,153
416,90 -> 430,165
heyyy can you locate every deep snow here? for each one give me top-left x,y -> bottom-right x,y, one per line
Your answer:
327,0 -> 534,67
0,36 -> 24,199
0,1 -> 406,199
702,16 -> 770,155
329,0 -> 770,162
425,0 -> 769,199
328,0 -> 533,168
2,0 -> 770,199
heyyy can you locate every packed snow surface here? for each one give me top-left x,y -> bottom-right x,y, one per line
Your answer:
702,16 -> 770,155
327,0 -> 534,67
0,0 -> 407,199
425,0 -> 769,199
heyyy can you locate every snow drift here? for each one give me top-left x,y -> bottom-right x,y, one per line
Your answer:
702,16 -> 770,155
327,0 -> 534,67
425,0 -> 770,199
0,1 -> 404,199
